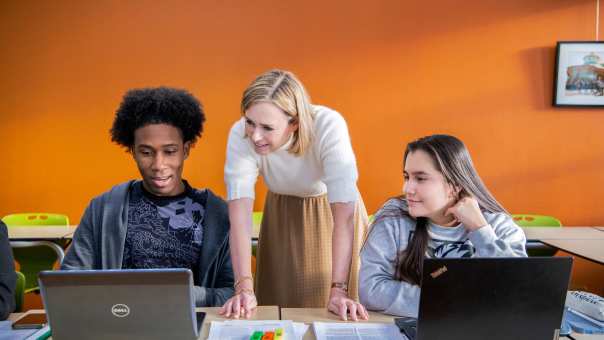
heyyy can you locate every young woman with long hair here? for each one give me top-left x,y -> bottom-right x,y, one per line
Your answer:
359,134 -> 526,317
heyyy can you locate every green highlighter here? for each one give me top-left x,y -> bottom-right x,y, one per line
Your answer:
250,331 -> 264,340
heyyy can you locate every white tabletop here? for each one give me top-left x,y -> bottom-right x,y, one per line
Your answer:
522,227 -> 604,240
7,225 -> 77,240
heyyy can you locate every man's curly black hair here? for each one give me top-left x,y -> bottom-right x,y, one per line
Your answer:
110,87 -> 205,149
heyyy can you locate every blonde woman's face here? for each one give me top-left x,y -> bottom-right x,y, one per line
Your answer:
244,102 -> 298,155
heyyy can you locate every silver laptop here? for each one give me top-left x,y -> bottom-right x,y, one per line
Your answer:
38,268 -> 205,340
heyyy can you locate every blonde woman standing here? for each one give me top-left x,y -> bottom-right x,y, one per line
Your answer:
219,69 -> 369,321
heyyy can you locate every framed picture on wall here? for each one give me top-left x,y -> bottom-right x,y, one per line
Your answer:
553,41 -> 604,107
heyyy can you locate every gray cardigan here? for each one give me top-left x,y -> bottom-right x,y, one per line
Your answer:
61,181 -> 234,307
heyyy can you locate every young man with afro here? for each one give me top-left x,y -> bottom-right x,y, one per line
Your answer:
62,87 -> 234,306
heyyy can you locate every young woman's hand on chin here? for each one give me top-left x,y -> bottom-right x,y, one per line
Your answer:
444,195 -> 488,232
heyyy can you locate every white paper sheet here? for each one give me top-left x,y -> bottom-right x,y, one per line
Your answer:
207,319 -> 308,340
312,322 -> 407,340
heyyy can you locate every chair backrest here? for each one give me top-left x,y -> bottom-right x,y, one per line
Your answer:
513,214 -> 561,257
3,212 -> 69,292
252,211 -> 263,228
251,212 -> 263,278
14,271 -> 25,312
2,213 -> 69,226
512,214 -> 562,227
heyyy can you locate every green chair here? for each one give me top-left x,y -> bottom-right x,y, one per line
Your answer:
251,212 -> 262,255
512,214 -> 562,257
3,213 -> 70,226
252,212 -> 263,236
251,212 -> 263,277
512,214 -> 562,227
3,213 -> 69,293
14,271 -> 25,312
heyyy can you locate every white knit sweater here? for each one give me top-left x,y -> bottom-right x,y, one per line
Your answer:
224,105 -> 359,203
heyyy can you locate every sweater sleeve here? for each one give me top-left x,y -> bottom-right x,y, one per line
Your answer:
191,237 -> 234,306
359,215 -> 421,317
61,198 -> 100,270
224,119 -> 259,201
317,108 -> 359,203
468,213 -> 527,257
191,191 -> 235,307
0,222 -> 16,320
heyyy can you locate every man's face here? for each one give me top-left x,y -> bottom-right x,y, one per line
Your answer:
132,123 -> 190,196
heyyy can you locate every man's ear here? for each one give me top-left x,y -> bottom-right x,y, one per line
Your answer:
184,142 -> 192,159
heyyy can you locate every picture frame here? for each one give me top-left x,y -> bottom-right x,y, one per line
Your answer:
553,41 -> 604,107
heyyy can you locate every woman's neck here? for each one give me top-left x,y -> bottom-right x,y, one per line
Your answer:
428,212 -> 458,227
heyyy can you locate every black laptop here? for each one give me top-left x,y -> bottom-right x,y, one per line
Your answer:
397,257 -> 572,340
39,268 -> 205,340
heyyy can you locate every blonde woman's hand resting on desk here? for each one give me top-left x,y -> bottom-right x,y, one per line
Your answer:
220,198 -> 257,319
328,287 -> 369,321
219,289 -> 257,319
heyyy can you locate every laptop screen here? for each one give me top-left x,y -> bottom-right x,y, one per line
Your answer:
39,268 -> 200,340
416,257 -> 572,340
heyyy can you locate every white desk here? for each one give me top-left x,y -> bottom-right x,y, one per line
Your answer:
522,227 -> 604,241
7,225 -> 76,263
197,306 -> 279,339
281,308 -> 396,340
280,308 -> 604,340
9,307 -> 603,339
7,306 -> 281,340
7,224 -> 261,242
7,225 -> 77,241
540,239 -> 604,265
522,227 -> 604,265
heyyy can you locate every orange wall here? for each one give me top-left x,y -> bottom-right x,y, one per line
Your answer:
1,1 -> 603,289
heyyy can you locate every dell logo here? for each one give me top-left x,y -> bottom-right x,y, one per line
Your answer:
111,304 -> 130,318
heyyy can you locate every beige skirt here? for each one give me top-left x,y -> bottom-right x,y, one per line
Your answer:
254,191 -> 369,307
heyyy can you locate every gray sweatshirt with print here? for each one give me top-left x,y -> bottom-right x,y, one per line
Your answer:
359,198 -> 527,317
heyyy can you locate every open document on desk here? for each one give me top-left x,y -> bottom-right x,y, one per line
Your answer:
313,322 -> 406,340
207,320 -> 307,340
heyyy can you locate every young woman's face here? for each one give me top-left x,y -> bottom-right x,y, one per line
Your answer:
403,150 -> 458,224
132,123 -> 190,196
244,102 -> 298,155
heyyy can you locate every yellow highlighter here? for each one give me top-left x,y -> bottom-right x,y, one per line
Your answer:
274,328 -> 284,340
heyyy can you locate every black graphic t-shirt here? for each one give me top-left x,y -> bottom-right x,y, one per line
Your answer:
122,181 -> 205,273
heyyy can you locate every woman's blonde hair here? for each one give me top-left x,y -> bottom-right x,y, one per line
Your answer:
241,69 -> 315,156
